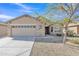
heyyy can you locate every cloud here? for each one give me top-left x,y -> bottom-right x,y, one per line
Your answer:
15,3 -> 39,13
0,14 -> 14,19
15,3 -> 33,11
19,9 -> 33,13
0,14 -> 14,22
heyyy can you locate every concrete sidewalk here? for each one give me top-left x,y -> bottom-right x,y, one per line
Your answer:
0,37 -> 35,56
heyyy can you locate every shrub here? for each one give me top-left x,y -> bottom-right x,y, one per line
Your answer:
67,30 -> 75,37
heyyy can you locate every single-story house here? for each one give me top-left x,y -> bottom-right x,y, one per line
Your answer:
0,15 -> 63,37
6,15 -> 45,37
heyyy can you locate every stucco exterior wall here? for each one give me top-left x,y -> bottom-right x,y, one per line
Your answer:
68,26 -> 77,34
77,25 -> 79,34
10,16 -> 40,24
0,25 -> 7,37
7,24 -> 12,36
67,23 -> 79,35
36,25 -> 45,36
8,16 -> 45,36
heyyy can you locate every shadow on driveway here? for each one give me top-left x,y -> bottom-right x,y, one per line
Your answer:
12,36 -> 64,43
12,36 -> 35,42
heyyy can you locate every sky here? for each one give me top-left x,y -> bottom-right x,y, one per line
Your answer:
0,3 -> 79,22
0,3 -> 48,22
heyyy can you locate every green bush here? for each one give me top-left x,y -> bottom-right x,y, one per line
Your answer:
67,30 -> 75,37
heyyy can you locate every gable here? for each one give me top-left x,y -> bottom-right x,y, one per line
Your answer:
8,15 -> 41,25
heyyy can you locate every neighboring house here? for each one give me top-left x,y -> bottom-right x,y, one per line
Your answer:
0,23 -> 7,37
67,23 -> 79,35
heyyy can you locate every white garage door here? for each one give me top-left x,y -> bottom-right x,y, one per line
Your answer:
11,25 -> 37,36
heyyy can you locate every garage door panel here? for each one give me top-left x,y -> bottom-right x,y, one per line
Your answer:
11,26 -> 36,36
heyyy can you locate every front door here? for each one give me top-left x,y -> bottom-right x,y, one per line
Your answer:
45,27 -> 50,35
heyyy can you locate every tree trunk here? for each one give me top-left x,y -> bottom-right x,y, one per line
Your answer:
63,25 -> 68,43
63,29 -> 67,43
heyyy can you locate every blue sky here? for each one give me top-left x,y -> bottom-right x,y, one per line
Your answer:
0,3 -> 79,22
0,3 -> 48,22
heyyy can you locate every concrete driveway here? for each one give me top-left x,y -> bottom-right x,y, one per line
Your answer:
0,36 -> 35,56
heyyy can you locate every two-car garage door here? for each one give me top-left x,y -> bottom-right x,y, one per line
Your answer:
11,25 -> 37,36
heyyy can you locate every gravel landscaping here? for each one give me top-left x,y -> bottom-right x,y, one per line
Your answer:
30,36 -> 79,56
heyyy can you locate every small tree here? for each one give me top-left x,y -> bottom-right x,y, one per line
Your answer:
47,3 -> 79,43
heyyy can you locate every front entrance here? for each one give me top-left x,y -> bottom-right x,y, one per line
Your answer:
45,26 -> 50,35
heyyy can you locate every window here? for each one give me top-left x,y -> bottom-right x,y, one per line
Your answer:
21,26 -> 24,28
27,26 -> 30,28
12,25 -> 36,28
39,25 -> 42,29
15,26 -> 17,28
24,26 -> 27,28
12,26 -> 15,28
18,26 -> 21,28
33,26 -> 36,28
12,26 -> 18,28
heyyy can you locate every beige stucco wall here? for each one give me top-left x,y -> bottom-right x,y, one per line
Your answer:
36,25 -> 45,36
0,25 -> 7,37
68,23 -> 77,26
7,24 -> 12,36
68,26 -> 77,34
77,26 -> 79,34
8,16 -> 45,36
10,16 -> 40,24
67,23 -> 78,34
